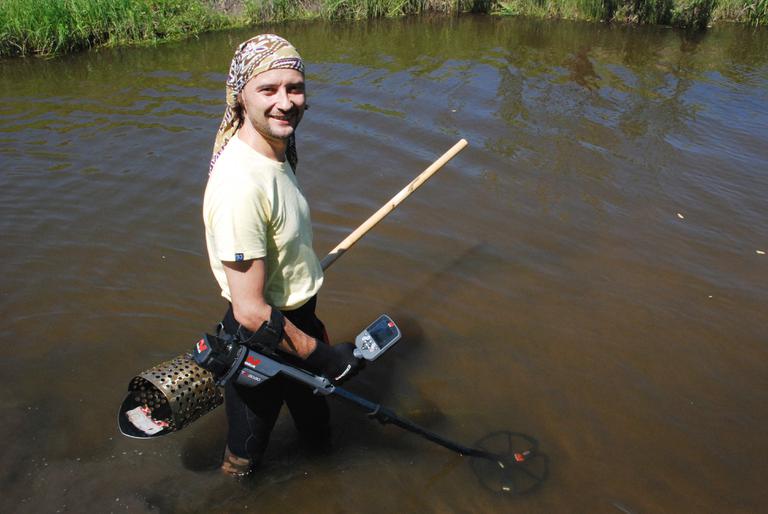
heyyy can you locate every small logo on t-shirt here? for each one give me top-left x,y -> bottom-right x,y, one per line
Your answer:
235,253 -> 244,262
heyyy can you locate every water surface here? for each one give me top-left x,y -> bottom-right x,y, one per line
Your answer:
1,16 -> 767,513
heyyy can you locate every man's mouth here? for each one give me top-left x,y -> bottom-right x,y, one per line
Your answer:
269,113 -> 293,123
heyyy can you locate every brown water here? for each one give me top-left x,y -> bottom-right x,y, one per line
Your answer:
1,15 -> 767,513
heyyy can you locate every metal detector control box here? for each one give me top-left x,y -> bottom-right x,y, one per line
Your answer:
354,314 -> 401,361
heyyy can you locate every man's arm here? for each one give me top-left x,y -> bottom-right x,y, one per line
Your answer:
223,258 -> 318,358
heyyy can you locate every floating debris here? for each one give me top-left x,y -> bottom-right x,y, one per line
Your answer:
677,213 -> 685,219
612,501 -> 636,514
757,250 -> 765,255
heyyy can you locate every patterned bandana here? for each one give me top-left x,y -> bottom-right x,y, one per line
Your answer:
210,34 -> 304,173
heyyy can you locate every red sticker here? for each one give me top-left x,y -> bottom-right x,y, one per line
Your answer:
196,338 -> 208,353
245,356 -> 261,368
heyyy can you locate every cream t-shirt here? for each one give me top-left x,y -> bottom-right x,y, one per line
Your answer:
203,135 -> 323,310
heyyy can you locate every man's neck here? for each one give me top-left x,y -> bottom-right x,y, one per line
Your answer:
237,124 -> 286,162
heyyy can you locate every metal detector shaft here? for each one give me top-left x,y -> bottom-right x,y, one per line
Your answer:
329,386 -> 549,495
330,386 -> 490,459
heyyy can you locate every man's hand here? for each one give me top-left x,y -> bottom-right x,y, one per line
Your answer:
304,341 -> 365,384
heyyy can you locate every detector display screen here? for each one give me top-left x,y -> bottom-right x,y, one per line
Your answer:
355,314 -> 401,361
368,316 -> 399,346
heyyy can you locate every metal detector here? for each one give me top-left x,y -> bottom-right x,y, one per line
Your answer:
119,314 -> 547,495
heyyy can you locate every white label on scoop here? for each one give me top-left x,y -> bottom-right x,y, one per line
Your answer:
126,406 -> 167,435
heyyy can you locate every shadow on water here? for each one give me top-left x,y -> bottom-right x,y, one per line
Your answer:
179,409 -> 227,472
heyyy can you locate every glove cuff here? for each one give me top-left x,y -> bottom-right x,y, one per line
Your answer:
303,339 -> 332,373
235,308 -> 285,353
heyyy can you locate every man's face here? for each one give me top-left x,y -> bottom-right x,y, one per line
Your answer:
240,68 -> 306,143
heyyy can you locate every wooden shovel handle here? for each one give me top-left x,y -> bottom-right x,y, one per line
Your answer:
321,138 -> 469,271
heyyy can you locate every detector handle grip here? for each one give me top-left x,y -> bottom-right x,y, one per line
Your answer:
235,348 -> 336,394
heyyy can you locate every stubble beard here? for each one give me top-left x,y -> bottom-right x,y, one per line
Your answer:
263,111 -> 301,142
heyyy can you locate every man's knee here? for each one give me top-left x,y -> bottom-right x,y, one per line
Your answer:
224,381 -> 283,468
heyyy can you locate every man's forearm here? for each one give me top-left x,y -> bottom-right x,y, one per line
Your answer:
224,259 -> 318,359
233,301 -> 317,358
280,317 -> 317,358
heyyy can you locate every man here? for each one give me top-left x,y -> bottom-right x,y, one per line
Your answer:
204,34 -> 362,477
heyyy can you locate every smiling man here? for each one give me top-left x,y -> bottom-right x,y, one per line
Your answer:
204,34 -> 363,477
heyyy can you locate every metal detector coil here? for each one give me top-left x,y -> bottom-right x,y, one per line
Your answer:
118,353 -> 222,439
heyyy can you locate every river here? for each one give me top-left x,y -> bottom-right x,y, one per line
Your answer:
1,15 -> 767,513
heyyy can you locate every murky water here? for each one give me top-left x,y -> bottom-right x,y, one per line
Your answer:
2,15 -> 767,513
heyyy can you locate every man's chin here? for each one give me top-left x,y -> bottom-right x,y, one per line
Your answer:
267,124 -> 296,140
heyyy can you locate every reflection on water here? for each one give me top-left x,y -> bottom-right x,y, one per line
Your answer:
1,15 -> 767,514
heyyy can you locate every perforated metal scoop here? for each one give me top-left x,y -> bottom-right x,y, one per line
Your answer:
118,353 -> 223,438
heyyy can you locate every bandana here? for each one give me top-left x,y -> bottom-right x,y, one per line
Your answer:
210,34 -> 304,173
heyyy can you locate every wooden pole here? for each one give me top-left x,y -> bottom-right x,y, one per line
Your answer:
321,139 -> 468,271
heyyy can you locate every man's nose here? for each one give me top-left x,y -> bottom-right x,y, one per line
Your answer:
275,88 -> 292,110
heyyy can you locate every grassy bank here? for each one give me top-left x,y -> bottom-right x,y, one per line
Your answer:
1,0 -> 766,57
0,0 -> 230,56
242,0 -> 767,27
496,0 -> 768,29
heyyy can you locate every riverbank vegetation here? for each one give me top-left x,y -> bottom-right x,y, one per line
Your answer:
0,0 -> 231,56
497,0 -> 768,29
1,0 -> 766,57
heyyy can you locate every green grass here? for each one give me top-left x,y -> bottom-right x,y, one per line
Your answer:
242,0 -> 464,20
243,0 -> 318,22
1,0 -> 766,57
0,0 -> 230,56
712,0 -> 768,23
498,0 -> 766,25
670,0 -> 716,29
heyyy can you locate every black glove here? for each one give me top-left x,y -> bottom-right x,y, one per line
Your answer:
303,341 -> 364,384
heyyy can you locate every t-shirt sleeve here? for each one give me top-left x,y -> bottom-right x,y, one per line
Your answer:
207,179 -> 269,262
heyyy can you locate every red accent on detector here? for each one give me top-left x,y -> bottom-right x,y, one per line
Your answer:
388,321 -> 395,327
514,452 -> 526,462
245,356 -> 261,368
196,339 -> 208,353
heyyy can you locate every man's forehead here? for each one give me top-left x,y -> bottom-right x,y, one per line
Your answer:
249,68 -> 305,86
